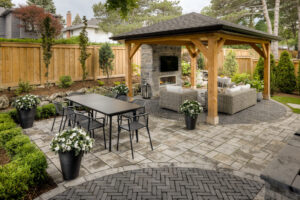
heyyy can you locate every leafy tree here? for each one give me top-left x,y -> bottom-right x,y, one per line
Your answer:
72,14 -> 82,25
27,0 -> 56,14
13,5 -> 62,37
79,16 -> 91,81
0,0 -> 14,8
99,43 -> 114,82
93,0 -> 182,36
276,51 -> 296,93
41,16 -> 55,85
223,50 -> 238,77
105,0 -> 139,19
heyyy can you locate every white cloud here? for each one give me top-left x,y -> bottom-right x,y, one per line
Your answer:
11,0 -> 211,20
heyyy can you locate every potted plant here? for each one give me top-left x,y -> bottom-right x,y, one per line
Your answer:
12,94 -> 40,129
250,79 -> 264,102
180,100 -> 203,130
50,128 -> 94,180
112,84 -> 129,99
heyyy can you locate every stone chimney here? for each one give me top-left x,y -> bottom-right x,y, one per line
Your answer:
66,11 -> 72,38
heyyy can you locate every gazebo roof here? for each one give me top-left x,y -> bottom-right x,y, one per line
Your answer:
111,12 -> 280,41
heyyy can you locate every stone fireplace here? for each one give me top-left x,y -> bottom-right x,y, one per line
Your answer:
141,44 -> 181,97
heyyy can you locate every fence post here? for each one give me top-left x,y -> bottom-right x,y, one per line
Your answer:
40,45 -> 43,85
93,46 -> 98,80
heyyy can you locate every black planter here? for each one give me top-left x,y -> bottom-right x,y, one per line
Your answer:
17,107 -> 36,129
184,114 -> 198,130
59,151 -> 83,181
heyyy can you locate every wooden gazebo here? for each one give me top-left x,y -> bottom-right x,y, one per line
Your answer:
111,13 -> 280,125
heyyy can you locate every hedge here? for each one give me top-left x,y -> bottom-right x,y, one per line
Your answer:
0,113 -> 48,199
9,103 -> 56,123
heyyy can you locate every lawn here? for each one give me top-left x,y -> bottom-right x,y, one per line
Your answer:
272,95 -> 300,114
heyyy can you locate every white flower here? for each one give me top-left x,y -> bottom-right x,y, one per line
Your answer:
54,146 -> 59,151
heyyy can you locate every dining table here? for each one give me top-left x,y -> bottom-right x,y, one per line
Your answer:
66,93 -> 142,151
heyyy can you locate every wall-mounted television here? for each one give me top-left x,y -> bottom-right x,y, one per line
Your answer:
160,56 -> 178,72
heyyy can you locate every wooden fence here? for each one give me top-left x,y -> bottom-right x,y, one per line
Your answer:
0,42 -> 141,88
1,42 -> 299,88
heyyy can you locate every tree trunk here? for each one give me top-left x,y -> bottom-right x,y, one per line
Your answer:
298,0 -> 300,58
261,0 -> 273,34
272,0 -> 280,59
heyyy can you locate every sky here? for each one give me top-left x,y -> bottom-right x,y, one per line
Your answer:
11,0 -> 211,20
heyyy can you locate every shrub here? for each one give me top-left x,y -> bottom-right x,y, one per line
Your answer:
58,75 -> 73,88
0,128 -> 22,147
231,73 -> 250,84
183,80 -> 191,87
98,80 -> 105,86
276,51 -> 297,93
112,84 -> 129,95
15,80 -> 32,95
113,81 -> 121,86
182,60 -> 191,76
254,57 -> 264,80
99,42 -> 114,81
223,50 -> 238,77
0,162 -> 32,200
249,79 -> 264,92
197,53 -> 205,70
5,135 -> 31,156
0,121 -> 16,132
0,113 -> 14,123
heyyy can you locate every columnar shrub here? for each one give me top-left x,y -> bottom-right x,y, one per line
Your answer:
276,51 -> 296,93
223,50 -> 238,77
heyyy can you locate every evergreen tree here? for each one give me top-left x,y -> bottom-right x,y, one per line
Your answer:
72,14 -> 82,25
27,0 -> 56,14
223,50 -> 238,77
254,57 -> 264,80
79,16 -> 91,81
0,0 -> 14,8
197,53 -> 205,70
99,43 -> 114,82
276,51 -> 296,93
41,16 -> 55,86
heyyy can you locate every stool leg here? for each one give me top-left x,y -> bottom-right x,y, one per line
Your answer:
129,131 -> 134,159
51,116 -> 56,131
146,127 -> 153,151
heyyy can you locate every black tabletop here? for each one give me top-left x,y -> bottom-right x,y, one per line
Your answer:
66,94 -> 142,116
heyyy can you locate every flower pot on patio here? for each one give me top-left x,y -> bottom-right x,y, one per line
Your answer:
180,100 -> 203,130
184,114 -> 198,130
18,107 -> 36,129
50,128 -> 94,181
257,92 -> 263,102
12,94 -> 40,129
59,150 -> 83,180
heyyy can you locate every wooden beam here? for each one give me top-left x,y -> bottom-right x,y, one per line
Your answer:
125,42 -> 133,97
191,39 -> 208,58
130,43 -> 141,59
206,36 -> 219,125
250,44 -> 265,58
218,32 -> 269,45
263,43 -> 270,100
217,38 -> 226,52
262,43 -> 267,58
185,45 -> 197,58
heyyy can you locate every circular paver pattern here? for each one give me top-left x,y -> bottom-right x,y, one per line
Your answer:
51,167 -> 263,200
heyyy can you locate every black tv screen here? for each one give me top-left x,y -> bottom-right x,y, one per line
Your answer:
160,56 -> 178,72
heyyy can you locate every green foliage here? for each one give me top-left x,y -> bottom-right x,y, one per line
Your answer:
41,16 -> 55,85
132,63 -> 141,76
183,81 -> 191,87
231,73 -> 250,84
98,80 -> 105,86
0,114 -> 48,199
58,75 -> 73,88
35,103 -> 56,120
27,0 -> 56,14
297,62 -> 300,95
276,51 -> 296,93
0,121 -> 16,132
180,100 -> 203,118
0,0 -> 14,8
93,0 -> 182,36
181,60 -> 191,76
72,14 -> 82,25
99,43 -> 114,81
79,16 -> 91,80
223,50 -> 238,77
272,96 -> 300,114
112,84 -> 129,95
114,81 -> 121,86
105,0 -> 139,19
249,79 -> 264,92
0,128 -> 22,147
254,57 -> 264,80
12,94 -> 40,111
197,53 -> 205,70
15,80 -> 32,95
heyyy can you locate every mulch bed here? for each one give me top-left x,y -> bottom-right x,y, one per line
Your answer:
0,148 -> 10,165
24,176 -> 57,200
274,92 -> 300,98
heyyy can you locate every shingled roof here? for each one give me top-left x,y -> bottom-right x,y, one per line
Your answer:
110,12 -> 280,41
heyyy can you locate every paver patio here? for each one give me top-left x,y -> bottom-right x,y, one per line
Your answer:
24,101 -> 300,199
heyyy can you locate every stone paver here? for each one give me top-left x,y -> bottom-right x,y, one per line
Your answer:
50,167 -> 263,200
22,100 -> 300,199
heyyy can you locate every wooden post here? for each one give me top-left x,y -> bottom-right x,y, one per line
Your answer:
93,46 -> 98,80
125,42 -> 133,97
263,43 -> 271,100
206,36 -> 219,125
190,55 -> 197,88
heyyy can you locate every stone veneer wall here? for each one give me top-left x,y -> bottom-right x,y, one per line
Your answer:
141,44 -> 182,97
